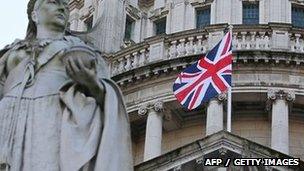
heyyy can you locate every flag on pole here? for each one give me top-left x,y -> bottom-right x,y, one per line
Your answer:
173,31 -> 232,110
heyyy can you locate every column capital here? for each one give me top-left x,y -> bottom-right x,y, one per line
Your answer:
218,93 -> 227,101
138,101 -> 165,116
267,89 -> 295,102
209,93 -> 227,104
138,105 -> 148,116
154,101 -> 164,112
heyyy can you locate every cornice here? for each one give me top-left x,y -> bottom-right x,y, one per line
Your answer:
126,4 -> 142,20
290,0 -> 304,6
149,6 -> 169,21
190,0 -> 214,8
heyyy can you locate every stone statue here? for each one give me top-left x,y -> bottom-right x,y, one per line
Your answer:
0,0 -> 133,170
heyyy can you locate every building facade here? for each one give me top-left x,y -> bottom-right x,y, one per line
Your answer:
68,0 -> 304,170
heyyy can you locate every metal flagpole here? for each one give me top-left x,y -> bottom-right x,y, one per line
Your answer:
227,24 -> 233,132
227,88 -> 232,132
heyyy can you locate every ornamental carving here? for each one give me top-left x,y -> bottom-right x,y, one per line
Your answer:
137,101 -> 165,116
267,89 -> 295,102
138,105 -> 148,116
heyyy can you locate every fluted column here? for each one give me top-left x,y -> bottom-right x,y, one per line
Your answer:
206,94 -> 226,136
267,90 -> 295,154
139,101 -> 164,161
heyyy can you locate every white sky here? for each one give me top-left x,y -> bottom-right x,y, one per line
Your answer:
0,1 -> 29,49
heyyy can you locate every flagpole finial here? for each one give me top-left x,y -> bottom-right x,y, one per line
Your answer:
228,24 -> 233,32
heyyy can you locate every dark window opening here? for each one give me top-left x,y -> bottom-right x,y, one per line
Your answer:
196,7 -> 210,29
292,6 -> 304,28
124,16 -> 135,41
155,18 -> 166,35
243,2 -> 259,25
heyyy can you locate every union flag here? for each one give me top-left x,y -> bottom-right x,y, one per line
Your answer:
173,31 -> 232,110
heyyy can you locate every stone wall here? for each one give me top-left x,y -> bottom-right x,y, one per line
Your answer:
232,114 -> 271,147
289,116 -> 304,160
162,124 -> 205,154
133,136 -> 145,165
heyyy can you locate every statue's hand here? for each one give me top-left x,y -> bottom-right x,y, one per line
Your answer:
65,56 -> 105,103
65,56 -> 98,86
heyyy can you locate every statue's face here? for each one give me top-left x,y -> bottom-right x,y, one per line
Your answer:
34,0 -> 69,31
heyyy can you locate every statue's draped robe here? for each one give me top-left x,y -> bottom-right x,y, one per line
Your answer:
0,37 -> 133,171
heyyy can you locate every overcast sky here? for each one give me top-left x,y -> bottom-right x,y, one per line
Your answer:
0,1 -> 29,49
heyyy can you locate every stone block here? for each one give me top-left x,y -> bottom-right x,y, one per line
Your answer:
149,42 -> 165,62
271,30 -> 289,50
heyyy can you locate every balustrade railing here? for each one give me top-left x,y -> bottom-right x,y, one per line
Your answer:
110,24 -> 304,76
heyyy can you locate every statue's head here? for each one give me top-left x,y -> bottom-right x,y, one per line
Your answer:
26,0 -> 69,40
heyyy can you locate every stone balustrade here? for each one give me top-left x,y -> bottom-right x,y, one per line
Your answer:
109,24 -> 304,77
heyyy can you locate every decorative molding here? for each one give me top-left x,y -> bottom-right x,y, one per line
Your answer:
290,0 -> 304,6
267,89 -> 296,102
154,101 -> 164,112
266,89 -> 295,111
218,93 -> 227,102
138,105 -> 148,116
126,4 -> 141,20
190,0 -> 214,8
111,24 -> 304,83
137,101 -> 165,116
208,93 -> 227,104
149,8 -> 169,21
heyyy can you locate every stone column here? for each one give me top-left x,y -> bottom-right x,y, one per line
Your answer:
206,94 -> 226,136
267,90 -> 295,154
139,101 -> 164,161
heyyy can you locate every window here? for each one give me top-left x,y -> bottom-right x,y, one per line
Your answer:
84,16 -> 93,31
196,7 -> 210,29
124,16 -> 135,41
154,18 -> 166,35
292,6 -> 304,28
242,2 -> 259,25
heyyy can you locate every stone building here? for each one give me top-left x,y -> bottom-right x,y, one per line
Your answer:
68,0 -> 304,170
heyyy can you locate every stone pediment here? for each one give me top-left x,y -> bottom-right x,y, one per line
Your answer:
135,131 -> 304,171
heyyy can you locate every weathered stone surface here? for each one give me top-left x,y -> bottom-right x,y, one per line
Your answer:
0,0 -> 133,170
